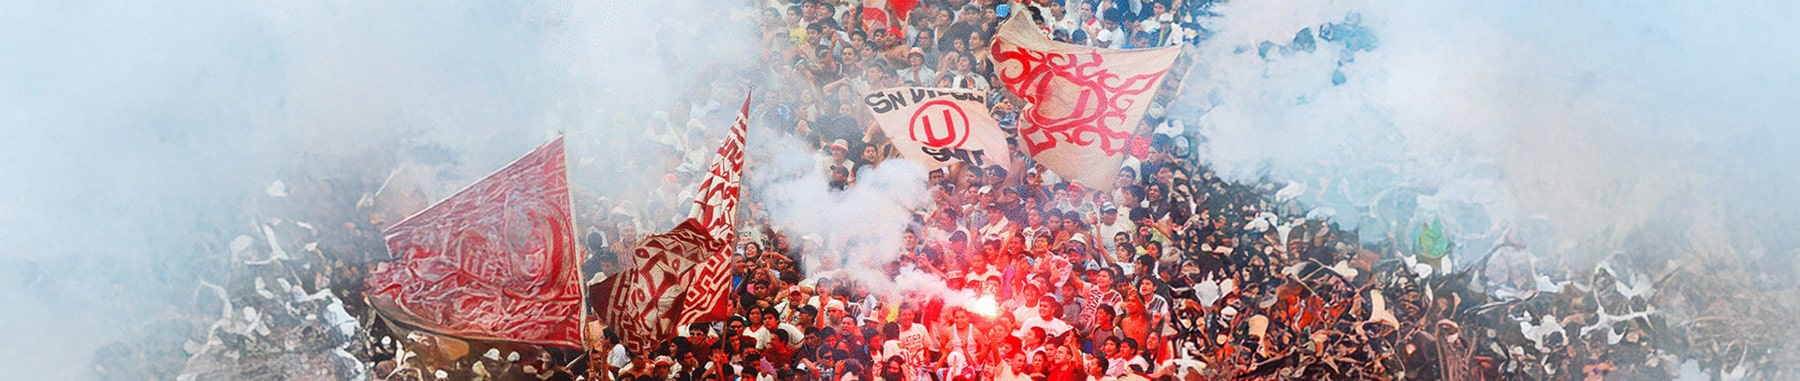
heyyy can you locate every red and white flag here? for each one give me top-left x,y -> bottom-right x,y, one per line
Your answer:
365,137 -> 584,348
990,13 -> 1179,190
863,87 -> 1011,172
591,94 -> 749,354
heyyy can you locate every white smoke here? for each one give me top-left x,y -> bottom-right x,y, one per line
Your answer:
748,128 -> 934,293
1182,0 -> 1800,268
0,0 -> 758,379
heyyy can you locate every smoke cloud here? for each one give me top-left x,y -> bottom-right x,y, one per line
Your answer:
0,0 -> 756,378
1183,0 -> 1800,269
4,0 -> 1798,378
748,128 -> 935,293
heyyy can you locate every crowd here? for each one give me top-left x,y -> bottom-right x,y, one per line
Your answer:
64,0 -> 1755,380
348,1 -> 1672,381
569,0 -> 1436,380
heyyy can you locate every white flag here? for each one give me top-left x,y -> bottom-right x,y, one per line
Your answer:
990,12 -> 1180,190
863,87 -> 1011,171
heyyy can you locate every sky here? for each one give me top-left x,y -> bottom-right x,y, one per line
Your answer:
1,0 -> 1797,378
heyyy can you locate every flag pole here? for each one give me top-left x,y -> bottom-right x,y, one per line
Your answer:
561,133 -> 596,379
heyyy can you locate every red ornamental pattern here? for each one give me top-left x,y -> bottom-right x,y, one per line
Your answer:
988,14 -> 1179,161
594,93 -> 750,354
365,137 -> 583,348
689,96 -> 750,242
676,243 -> 736,324
993,45 -> 1170,156
591,223 -> 724,354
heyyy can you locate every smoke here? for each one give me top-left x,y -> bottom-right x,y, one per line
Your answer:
748,129 -> 935,293
5,0 -> 1796,377
0,0 -> 756,379
1181,0 -> 1800,268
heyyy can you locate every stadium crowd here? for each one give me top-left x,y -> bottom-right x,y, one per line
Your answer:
552,0 -> 1425,380
349,0 -> 1552,380
66,0 -> 1706,380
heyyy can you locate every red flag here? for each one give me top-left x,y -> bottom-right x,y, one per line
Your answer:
860,7 -> 892,35
364,137 -> 583,348
592,94 -> 749,354
890,0 -> 918,22
990,13 -> 1180,190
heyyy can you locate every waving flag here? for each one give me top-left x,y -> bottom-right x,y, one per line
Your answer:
364,137 -> 583,348
863,87 -> 1011,172
591,94 -> 749,354
990,13 -> 1180,190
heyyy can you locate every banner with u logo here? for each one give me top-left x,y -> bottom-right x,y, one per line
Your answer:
863,87 -> 1011,172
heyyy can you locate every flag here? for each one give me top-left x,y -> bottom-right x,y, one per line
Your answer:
890,0 -> 918,22
862,87 -> 1011,172
860,7 -> 893,35
990,12 -> 1180,190
591,94 -> 749,354
364,137 -> 583,348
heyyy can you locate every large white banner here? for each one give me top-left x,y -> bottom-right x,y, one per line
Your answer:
990,13 -> 1180,190
863,87 -> 1011,171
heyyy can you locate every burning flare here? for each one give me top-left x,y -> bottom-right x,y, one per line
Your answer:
964,295 -> 999,318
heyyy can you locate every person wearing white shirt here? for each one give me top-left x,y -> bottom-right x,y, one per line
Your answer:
895,48 -> 937,85
748,308 -> 803,349
1016,295 -> 1074,338
1095,202 -> 1136,254
1045,2 -> 1080,36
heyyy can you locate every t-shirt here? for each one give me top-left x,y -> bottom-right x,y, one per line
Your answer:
1011,303 -> 1040,324
895,66 -> 937,86
607,343 -> 631,370
1079,284 -> 1122,329
1018,313 -> 1075,338
898,323 -> 935,355
898,323 -> 936,378
750,323 -> 805,349
1105,354 -> 1147,377
1097,219 -> 1136,253
978,217 -> 1014,244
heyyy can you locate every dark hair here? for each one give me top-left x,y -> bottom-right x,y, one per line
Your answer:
1150,135 -> 1173,153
